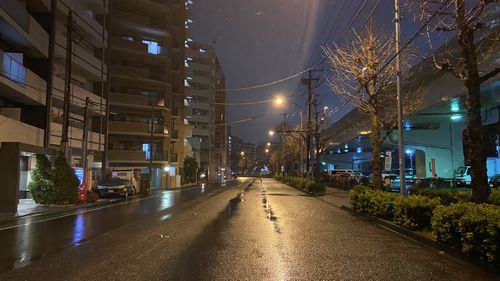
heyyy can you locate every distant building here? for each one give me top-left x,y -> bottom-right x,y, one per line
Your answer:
185,40 -> 227,180
106,0 -> 192,188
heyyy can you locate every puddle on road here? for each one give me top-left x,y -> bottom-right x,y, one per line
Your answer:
260,186 -> 281,233
226,180 -> 254,217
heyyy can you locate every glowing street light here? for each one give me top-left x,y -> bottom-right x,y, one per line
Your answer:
265,149 -> 269,153
274,96 -> 284,107
267,142 -> 271,147
268,130 -> 275,136
240,151 -> 245,156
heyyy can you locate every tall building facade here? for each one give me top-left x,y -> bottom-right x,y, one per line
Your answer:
185,40 -> 226,181
106,0 -> 192,188
0,0 -> 109,213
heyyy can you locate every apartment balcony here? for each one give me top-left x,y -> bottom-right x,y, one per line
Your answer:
192,128 -> 209,137
0,50 -> 46,106
110,37 -> 169,66
186,61 -> 211,72
52,76 -> 106,116
57,0 -> 108,47
186,88 -> 211,98
109,121 -> 169,137
108,150 -> 147,162
0,1 -> 49,58
50,122 -> 105,151
190,115 -> 210,123
55,32 -> 106,80
107,149 -> 167,163
188,75 -> 210,85
112,0 -> 169,17
109,92 -> 169,110
0,114 -> 44,147
110,64 -> 168,83
190,101 -> 210,111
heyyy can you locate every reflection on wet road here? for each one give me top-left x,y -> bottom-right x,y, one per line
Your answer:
0,181 -> 237,273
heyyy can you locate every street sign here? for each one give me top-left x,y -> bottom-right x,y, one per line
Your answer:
384,151 -> 392,171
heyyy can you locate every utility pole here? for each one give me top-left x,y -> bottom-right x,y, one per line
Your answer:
394,0 -> 406,195
302,69 -> 319,180
44,0 -> 57,148
82,97 -> 90,177
282,112 -> 287,178
101,1 -> 111,178
61,11 -> 73,161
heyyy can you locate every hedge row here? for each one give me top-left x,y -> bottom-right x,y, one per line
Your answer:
350,186 -> 500,266
350,186 -> 440,230
275,176 -> 326,194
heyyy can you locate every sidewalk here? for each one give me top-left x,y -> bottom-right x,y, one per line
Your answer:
319,186 -> 351,208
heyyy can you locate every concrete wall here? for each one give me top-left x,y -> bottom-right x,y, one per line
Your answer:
0,143 -> 20,214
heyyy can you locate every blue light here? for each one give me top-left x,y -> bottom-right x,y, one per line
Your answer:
356,147 -> 363,153
451,100 -> 460,112
405,149 -> 414,155
450,114 -> 462,121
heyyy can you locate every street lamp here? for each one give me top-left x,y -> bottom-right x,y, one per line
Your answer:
267,142 -> 271,147
274,96 -> 284,107
268,130 -> 275,136
265,148 -> 269,153
240,151 -> 245,156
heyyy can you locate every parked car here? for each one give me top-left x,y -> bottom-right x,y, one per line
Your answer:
334,171 -> 361,186
454,166 -> 471,187
95,177 -> 136,198
490,174 -> 500,188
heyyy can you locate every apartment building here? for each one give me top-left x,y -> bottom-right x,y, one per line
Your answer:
213,58 -> 227,179
0,0 -> 108,214
185,40 -> 227,181
106,0 -> 192,188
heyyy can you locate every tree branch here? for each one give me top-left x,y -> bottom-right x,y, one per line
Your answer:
480,66 -> 500,83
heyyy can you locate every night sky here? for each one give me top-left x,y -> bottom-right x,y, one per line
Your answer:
191,0 -> 441,144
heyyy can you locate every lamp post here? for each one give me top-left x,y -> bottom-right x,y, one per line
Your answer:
273,96 -> 306,177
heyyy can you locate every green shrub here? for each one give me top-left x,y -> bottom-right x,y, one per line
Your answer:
29,154 -> 55,205
349,186 -> 399,218
305,181 -> 325,194
432,203 -> 500,265
489,189 -> 500,206
51,152 -> 79,204
393,195 -> 440,230
412,187 -> 470,205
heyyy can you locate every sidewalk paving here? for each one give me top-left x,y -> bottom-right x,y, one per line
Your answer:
320,186 -> 351,208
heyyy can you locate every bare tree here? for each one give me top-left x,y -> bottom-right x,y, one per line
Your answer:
412,0 -> 500,202
323,27 -> 422,190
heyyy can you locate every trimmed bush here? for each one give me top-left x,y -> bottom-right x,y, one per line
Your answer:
432,203 -> 500,265
29,154 -> 55,205
393,195 -> 441,230
305,181 -> 325,194
51,152 -> 79,205
349,186 -> 399,218
411,187 -> 470,205
489,189 -> 500,206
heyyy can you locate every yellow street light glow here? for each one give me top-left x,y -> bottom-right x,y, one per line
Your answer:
267,142 -> 271,146
274,96 -> 284,107
268,130 -> 275,136
240,151 -> 245,156
265,149 -> 269,153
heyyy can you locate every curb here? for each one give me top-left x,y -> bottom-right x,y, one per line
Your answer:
0,198 -> 122,224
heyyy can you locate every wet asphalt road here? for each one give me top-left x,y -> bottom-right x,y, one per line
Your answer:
0,178 -> 496,281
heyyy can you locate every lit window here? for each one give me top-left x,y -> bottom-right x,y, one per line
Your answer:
142,40 -> 160,55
